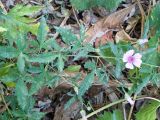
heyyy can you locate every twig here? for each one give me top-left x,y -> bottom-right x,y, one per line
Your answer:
0,0 -> 7,14
0,102 -> 10,113
127,94 -> 137,120
0,93 -> 13,118
136,0 -> 146,38
72,7 -> 81,27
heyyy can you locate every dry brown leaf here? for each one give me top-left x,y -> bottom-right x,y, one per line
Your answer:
115,30 -> 133,43
126,16 -> 140,32
84,4 -> 135,44
95,31 -> 113,47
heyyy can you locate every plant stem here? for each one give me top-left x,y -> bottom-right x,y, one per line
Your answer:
79,99 -> 126,120
79,96 -> 160,120
127,94 -> 137,120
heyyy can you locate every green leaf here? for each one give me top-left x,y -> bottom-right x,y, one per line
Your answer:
115,59 -> 122,79
65,65 -> 81,72
97,109 -> 123,120
149,3 -> 160,30
55,27 -> 77,45
0,63 -> 14,77
0,46 -> 18,58
71,0 -> 124,11
8,4 -> 42,17
136,100 -> 160,120
78,71 -> 95,97
96,68 -> 109,84
73,49 -> 88,61
29,75 -> 44,95
27,52 -> 57,63
41,38 -> 56,50
57,54 -> 64,72
49,38 -> 61,51
64,96 -> 77,110
37,16 -> 48,47
0,4 -> 42,39
135,76 -> 151,94
17,53 -> 25,73
15,80 -> 28,110
109,42 -> 118,56
84,60 -> 96,70
143,49 -> 160,66
29,111 -> 45,120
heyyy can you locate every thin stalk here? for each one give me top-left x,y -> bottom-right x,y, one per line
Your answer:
79,96 -> 160,120
127,94 -> 137,120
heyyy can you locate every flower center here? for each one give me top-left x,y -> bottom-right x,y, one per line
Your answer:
128,56 -> 135,63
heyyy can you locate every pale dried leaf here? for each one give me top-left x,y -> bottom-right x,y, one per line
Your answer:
115,30 -> 133,43
84,4 -> 135,44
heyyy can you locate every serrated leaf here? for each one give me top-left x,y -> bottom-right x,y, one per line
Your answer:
136,101 -> 160,120
71,0 -> 124,11
135,76 -> 151,94
0,46 -> 18,58
97,109 -> 123,120
73,50 -> 88,61
109,42 -> 118,56
64,96 -> 77,110
15,80 -> 28,110
17,53 -> 25,73
78,71 -> 95,97
29,75 -> 44,95
37,17 -> 48,47
57,54 -> 64,72
84,61 -> 96,70
41,38 -> 55,50
96,68 -> 109,84
149,3 -> 160,30
49,38 -> 61,51
115,59 -> 122,78
27,52 -> 57,63
55,27 -> 77,45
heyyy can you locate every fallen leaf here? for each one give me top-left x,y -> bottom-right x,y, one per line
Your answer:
115,30 -> 134,43
95,31 -> 113,47
126,16 -> 140,32
84,4 -> 135,45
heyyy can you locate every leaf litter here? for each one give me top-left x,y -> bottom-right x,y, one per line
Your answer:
0,0 -> 160,120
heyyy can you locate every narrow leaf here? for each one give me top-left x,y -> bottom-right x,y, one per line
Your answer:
78,71 -> 95,97
27,53 -> 57,63
15,80 -> 28,110
17,53 -> 25,73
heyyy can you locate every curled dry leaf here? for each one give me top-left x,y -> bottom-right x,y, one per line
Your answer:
125,16 -> 140,32
84,4 -> 135,45
115,29 -> 135,43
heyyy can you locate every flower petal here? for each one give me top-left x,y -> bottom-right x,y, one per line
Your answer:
125,63 -> 134,69
133,53 -> 142,59
123,50 -> 135,62
133,59 -> 142,68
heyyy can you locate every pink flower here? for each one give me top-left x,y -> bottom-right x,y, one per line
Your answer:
138,38 -> 148,45
123,50 -> 142,69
